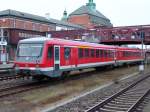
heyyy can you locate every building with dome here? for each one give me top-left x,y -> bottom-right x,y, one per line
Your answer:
67,0 -> 112,28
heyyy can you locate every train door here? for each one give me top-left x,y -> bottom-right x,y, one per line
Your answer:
54,45 -> 60,71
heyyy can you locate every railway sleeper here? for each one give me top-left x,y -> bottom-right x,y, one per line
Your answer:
123,92 -> 146,96
116,96 -> 141,100
107,102 -> 131,107
126,88 -> 148,93
122,93 -> 144,96
114,99 -> 137,103
111,100 -> 136,105
117,96 -> 141,100
99,107 -> 125,112
103,105 -> 128,111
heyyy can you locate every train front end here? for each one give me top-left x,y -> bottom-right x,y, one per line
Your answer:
14,37 -> 48,78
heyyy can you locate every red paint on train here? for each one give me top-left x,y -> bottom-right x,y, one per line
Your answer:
14,37 -> 143,78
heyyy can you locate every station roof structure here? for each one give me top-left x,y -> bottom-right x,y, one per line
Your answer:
0,9 -> 85,29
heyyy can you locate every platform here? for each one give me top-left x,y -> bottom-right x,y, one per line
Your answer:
0,64 -> 14,73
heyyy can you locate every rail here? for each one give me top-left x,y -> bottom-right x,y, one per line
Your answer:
86,73 -> 150,112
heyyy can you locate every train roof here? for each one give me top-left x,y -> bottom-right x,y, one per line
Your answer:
116,46 -> 141,51
19,37 -> 50,43
19,37 -> 116,49
19,37 -> 141,51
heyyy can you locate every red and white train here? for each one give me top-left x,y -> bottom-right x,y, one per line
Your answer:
14,37 -> 143,79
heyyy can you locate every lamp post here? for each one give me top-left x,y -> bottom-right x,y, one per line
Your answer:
0,28 -> 3,63
141,31 -> 145,62
139,30 -> 145,72
0,28 -> 7,64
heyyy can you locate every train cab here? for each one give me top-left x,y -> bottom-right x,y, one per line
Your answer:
15,37 -> 55,78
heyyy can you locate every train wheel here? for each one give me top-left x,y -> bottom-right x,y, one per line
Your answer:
95,66 -> 105,71
61,71 -> 70,79
32,76 -> 44,81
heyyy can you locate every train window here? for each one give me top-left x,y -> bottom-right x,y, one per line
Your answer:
18,43 -> 43,57
123,51 -> 126,57
111,51 -> 114,58
134,52 -> 136,56
126,52 -> 129,57
109,51 -> 111,58
108,50 -> 111,58
128,52 -> 131,57
47,47 -> 53,58
123,51 -> 125,57
107,50 -> 110,58
54,47 -> 59,61
78,48 -> 83,58
104,50 -> 107,58
107,51 -> 109,57
91,49 -> 95,57
85,49 -> 89,57
96,49 -> 99,58
120,51 -> 123,57
64,47 -> 71,59
99,50 -> 103,57
125,51 -> 127,57
125,52 -> 127,57
136,52 -> 138,57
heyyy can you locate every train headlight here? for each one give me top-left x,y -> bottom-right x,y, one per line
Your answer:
36,64 -> 39,68
15,64 -> 19,67
15,64 -> 19,70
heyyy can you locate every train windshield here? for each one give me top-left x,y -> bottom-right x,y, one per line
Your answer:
18,43 -> 43,57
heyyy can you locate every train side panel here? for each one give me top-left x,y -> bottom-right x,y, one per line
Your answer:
15,38 -> 144,79
116,47 -> 143,65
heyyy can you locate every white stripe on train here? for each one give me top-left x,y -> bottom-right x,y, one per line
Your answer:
18,67 -> 54,71
18,59 -> 143,71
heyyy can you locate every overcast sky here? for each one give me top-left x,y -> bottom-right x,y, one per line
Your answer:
0,0 -> 149,26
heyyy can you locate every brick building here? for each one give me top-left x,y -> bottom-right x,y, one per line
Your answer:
0,9 -> 84,62
67,0 -> 112,28
0,1 -> 113,62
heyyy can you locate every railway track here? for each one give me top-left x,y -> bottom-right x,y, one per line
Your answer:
0,66 -> 147,106
0,74 -> 26,81
0,79 -> 49,98
0,65 -> 27,82
0,69 -> 98,98
86,74 -> 150,112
